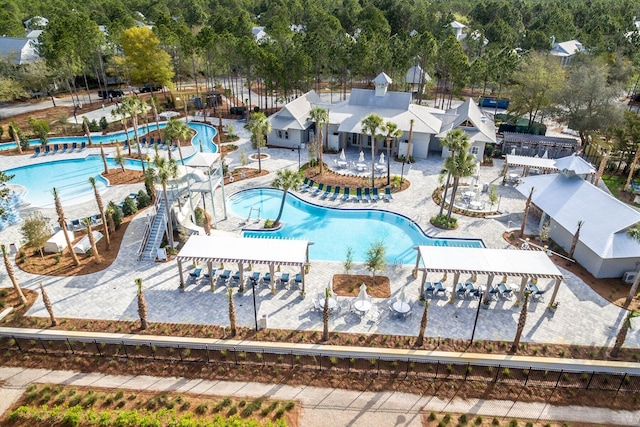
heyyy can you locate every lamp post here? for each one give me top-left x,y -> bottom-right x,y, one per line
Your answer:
470,296 -> 482,343
293,145 -> 301,170
250,277 -> 259,332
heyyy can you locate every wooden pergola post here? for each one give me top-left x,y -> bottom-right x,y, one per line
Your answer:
300,265 -> 306,294
207,261 -> 214,291
449,272 -> 460,303
238,263 -> 245,292
413,247 -> 421,279
270,264 -> 275,294
548,277 -> 562,308
516,276 -> 528,306
483,275 -> 494,304
420,269 -> 428,298
177,259 -> 185,288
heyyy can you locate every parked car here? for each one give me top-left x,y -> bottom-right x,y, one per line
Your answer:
98,89 -> 125,99
139,84 -> 163,93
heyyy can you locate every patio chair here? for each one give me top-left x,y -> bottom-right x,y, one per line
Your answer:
356,188 -> 363,202
497,283 -> 513,299
90,214 -> 102,225
433,282 -> 447,297
312,183 -> 324,196
526,283 -> 546,301
203,269 -> 217,281
455,283 -> 467,299
342,187 -> 350,201
230,271 -> 241,285
363,188 -> 372,202
34,146 -> 40,155
465,283 -> 481,299
488,285 -> 500,300
294,273 -> 303,287
149,138 -> 155,147
62,143 -> 69,151
299,177 -> 310,192
424,282 -> 435,299
371,188 -> 380,201
311,299 -> 321,312
263,272 -> 272,285
70,219 -> 81,230
72,142 -> 78,150
250,271 -> 261,283
44,145 -> 50,154
141,137 -> 147,146
53,144 -> 60,154
218,269 -> 231,283
280,273 -> 290,288
320,185 -> 332,199
80,142 -> 86,149
385,188 -> 393,200
330,186 -> 341,201
189,267 -> 202,283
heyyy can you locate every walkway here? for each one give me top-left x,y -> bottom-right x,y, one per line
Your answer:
0,118 -> 638,349
0,367 -> 638,426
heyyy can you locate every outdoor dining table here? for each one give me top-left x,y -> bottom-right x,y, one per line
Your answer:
353,299 -> 371,313
337,160 -> 348,168
319,297 -> 337,310
462,190 -> 475,200
392,301 -> 411,314
469,201 -> 483,210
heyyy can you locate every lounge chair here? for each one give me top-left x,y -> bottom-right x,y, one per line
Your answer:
312,183 -> 324,196
385,188 -> 393,200
356,188 -> 363,202
156,247 -> 167,261
203,269 -> 217,281
230,271 -> 241,285
342,187 -> 350,201
70,219 -> 81,230
141,137 -> 147,145
488,285 -> 500,300
44,145 -> 50,154
363,188 -> 372,202
455,283 -> 467,299
34,146 -> 40,155
321,185 -> 332,199
52,144 -> 59,154
299,177 -> 310,192
424,282 -> 435,298
263,272 -> 272,285
280,273 -> 290,288
465,283 -> 481,299
72,142 -> 78,150
80,142 -> 86,149
526,283 -> 546,300
149,138 -> 155,147
371,188 -> 380,201
90,214 -> 101,225
250,271 -> 261,283
497,283 -> 513,299
218,269 -> 231,283
62,143 -> 69,151
330,186 -> 340,200
433,282 -> 447,297
157,138 -> 163,148
189,268 -> 203,283
294,273 -> 303,288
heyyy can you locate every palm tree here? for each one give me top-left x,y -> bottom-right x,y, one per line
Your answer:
246,112 -> 271,173
149,97 -> 162,144
228,287 -> 237,336
203,210 -> 212,235
89,177 -> 110,250
510,292 -> 530,353
322,287 -> 331,341
144,164 -> 157,202
154,154 -> 179,252
520,187 -> 535,237
361,113 -> 384,188
625,143 -> 640,191
111,105 -> 132,155
10,122 -> 22,154
2,244 -> 27,305
382,121 -> 402,186
439,129 -> 470,217
53,187 -> 80,266
568,220 -> 584,259
82,117 -> 93,146
415,300 -> 430,347
405,119 -> 414,162
164,117 -> 191,165
610,310 -> 638,357
113,143 -> 126,175
120,96 -> 148,173
445,149 -> 477,221
99,142 -> 108,175
308,107 -> 328,173
135,278 -> 148,330
271,169 -> 304,225
39,282 -> 57,326
83,217 -> 101,263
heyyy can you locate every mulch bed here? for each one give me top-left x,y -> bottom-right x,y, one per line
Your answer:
303,163 -> 410,192
332,274 -> 391,298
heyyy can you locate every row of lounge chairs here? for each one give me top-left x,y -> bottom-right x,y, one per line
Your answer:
299,178 -> 394,202
140,137 -> 175,151
423,281 -> 546,301
188,267 -> 303,289
68,214 -> 102,230
34,142 -> 86,155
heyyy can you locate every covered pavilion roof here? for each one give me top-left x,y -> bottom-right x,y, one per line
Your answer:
505,154 -> 558,171
176,235 -> 309,266
417,246 -> 563,279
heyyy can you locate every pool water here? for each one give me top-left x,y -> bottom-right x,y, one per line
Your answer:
228,188 -> 484,264
4,122 -> 217,207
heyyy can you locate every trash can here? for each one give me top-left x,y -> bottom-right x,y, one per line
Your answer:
482,183 -> 489,193
258,314 -> 269,330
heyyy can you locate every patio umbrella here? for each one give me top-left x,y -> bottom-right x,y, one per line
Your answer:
358,151 -> 365,162
510,148 -> 516,155
542,150 -> 549,159
340,149 -> 346,160
379,152 -> 385,164
357,283 -> 368,302
398,286 -> 406,303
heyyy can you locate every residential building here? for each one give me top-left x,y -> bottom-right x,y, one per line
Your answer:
0,37 -> 39,65
550,38 -> 585,66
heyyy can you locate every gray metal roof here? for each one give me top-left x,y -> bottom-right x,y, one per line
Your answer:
0,37 -> 38,64
437,98 -> 496,143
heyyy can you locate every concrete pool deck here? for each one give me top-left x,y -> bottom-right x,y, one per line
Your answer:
0,118 -> 638,349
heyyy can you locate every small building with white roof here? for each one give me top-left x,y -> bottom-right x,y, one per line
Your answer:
550,39 -> 585,66
517,165 -> 640,279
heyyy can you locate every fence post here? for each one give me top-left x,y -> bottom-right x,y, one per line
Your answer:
94,340 -> 101,357
12,336 -> 22,352
121,341 -> 128,358
178,345 -> 183,362
586,372 -> 595,389
435,361 -> 439,378
494,365 -> 500,382
524,366 -> 531,386
377,358 -> 380,376
617,374 -> 629,393
319,354 -> 323,371
40,340 -> 48,354
555,370 -> 563,388
291,351 -> 294,368
150,343 -> 156,360
464,363 -> 470,381
66,339 -> 75,354
234,347 -> 237,365
405,359 -> 410,379
205,345 -> 210,364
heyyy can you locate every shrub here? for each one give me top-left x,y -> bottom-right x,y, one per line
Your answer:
194,207 -> 204,226
136,190 -> 151,209
122,197 -> 138,216
107,201 -> 124,229
431,214 -> 457,229
99,117 -> 108,130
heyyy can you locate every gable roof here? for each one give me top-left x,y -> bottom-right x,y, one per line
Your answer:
517,174 -> 640,259
0,37 -> 38,64
437,98 -> 496,143
267,90 -> 323,131
373,72 -> 392,85
553,153 -> 596,175
550,40 -> 584,57
406,65 -> 430,84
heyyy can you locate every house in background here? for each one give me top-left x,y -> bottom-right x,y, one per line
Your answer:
550,37 -> 585,66
267,72 -> 495,162
517,161 -> 640,279
405,64 -> 430,97
0,37 -> 39,65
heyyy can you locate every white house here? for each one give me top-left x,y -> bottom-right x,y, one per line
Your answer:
252,26 -> 268,42
450,21 -> 466,41
517,164 -> 640,279
0,37 -> 39,65
267,73 -> 495,162
550,38 -> 585,66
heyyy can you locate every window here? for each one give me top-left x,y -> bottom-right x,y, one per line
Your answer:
471,146 -> 479,155
277,130 -> 283,139
285,131 -> 289,139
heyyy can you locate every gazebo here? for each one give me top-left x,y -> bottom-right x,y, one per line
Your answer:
176,235 -> 311,293
414,246 -> 564,307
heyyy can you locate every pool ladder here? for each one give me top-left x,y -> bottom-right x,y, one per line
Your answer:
246,206 -> 261,223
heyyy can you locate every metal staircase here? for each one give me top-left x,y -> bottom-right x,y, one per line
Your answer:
138,193 -> 170,261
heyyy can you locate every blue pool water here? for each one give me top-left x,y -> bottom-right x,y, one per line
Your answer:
228,188 -> 484,264
4,122 -> 217,207
0,122 -> 218,153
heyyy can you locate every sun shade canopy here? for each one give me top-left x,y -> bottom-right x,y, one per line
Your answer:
417,246 -> 563,279
177,235 -> 309,266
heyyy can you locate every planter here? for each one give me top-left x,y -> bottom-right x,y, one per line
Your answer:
248,153 -> 270,162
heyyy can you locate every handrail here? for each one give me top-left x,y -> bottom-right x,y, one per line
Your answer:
136,196 -> 162,261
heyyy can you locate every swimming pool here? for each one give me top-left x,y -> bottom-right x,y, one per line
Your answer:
4,122 -> 218,207
228,188 -> 484,264
0,121 -> 218,153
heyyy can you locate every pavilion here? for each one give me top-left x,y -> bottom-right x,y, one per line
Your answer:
414,246 -> 564,307
176,235 -> 311,293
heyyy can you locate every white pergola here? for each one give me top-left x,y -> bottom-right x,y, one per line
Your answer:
176,235 -> 310,293
414,246 -> 564,306
504,154 -> 558,178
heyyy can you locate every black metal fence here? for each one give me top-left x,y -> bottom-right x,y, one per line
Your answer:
3,336 -> 639,393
